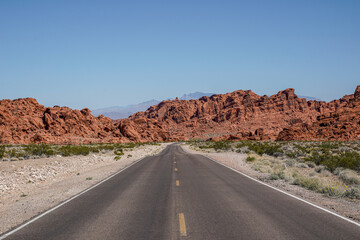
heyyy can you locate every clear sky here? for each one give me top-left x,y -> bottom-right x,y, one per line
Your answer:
1,0 -> 359,109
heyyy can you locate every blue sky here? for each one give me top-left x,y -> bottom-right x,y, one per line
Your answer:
1,0 -> 359,109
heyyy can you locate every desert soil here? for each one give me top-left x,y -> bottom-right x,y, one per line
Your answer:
181,144 -> 360,224
0,143 -> 168,235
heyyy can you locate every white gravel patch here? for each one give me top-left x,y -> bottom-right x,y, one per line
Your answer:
0,143 -> 169,235
181,144 -> 360,224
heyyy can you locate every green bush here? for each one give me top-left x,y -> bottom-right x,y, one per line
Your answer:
58,145 -> 90,156
7,148 -> 26,158
114,148 -> 124,156
199,141 -> 231,151
243,142 -> 283,156
246,156 -> 256,162
24,144 -> 54,156
0,145 -> 5,159
305,151 -> 360,172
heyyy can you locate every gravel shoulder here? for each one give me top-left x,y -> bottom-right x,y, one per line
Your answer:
181,144 -> 360,224
0,143 -> 169,235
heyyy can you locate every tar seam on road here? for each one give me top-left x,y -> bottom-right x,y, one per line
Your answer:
178,213 -> 187,236
0,156 -> 149,240
202,154 -> 360,228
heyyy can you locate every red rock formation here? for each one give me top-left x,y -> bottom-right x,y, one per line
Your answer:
0,98 -> 168,144
277,86 -> 360,141
1,86 -> 359,144
129,88 -> 348,141
0,98 -> 118,144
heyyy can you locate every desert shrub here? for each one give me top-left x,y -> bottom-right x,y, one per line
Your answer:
211,141 -> 232,151
343,187 -> 360,199
199,141 -> 232,151
335,151 -> 360,171
322,185 -> 344,197
58,145 -> 90,156
286,152 -> 297,158
251,164 -> 269,173
315,165 -> 326,173
305,151 -> 360,172
114,148 -> 124,156
293,143 -> 313,154
7,148 -> 26,158
306,162 -> 316,168
246,156 -> 256,162
24,144 -> 54,156
296,163 -> 309,168
339,169 -> 360,185
247,142 -> 283,156
236,146 -> 249,153
285,158 -> 296,167
293,176 -> 323,192
0,145 -> 5,159
92,144 -> 115,151
269,171 -> 285,180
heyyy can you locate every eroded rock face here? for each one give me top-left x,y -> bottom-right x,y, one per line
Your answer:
0,98 -> 118,144
1,86 -> 360,144
0,98 -> 171,144
277,86 -> 360,141
129,88 -> 351,141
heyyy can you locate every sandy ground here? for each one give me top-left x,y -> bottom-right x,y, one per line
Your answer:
181,144 -> 360,224
0,143 -> 168,235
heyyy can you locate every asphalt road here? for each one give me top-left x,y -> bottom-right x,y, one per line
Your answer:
2,144 -> 360,239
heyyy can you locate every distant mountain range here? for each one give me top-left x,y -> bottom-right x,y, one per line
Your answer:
91,92 -> 321,120
91,92 -> 215,119
298,95 -> 321,101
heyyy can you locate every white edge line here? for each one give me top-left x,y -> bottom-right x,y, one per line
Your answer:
0,156 -> 148,239
200,153 -> 360,228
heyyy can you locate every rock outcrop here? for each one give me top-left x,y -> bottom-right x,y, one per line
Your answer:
277,86 -> 360,141
1,86 -> 360,144
0,98 -> 169,144
128,88 -> 349,141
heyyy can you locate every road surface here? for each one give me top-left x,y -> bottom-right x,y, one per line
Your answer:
2,144 -> 360,239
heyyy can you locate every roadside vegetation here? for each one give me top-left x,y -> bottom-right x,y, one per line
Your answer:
188,140 -> 360,200
0,142 -> 160,161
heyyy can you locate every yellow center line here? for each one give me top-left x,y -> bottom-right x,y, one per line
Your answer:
176,180 -> 180,186
175,168 -> 178,172
179,213 -> 187,236
174,161 -> 176,164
